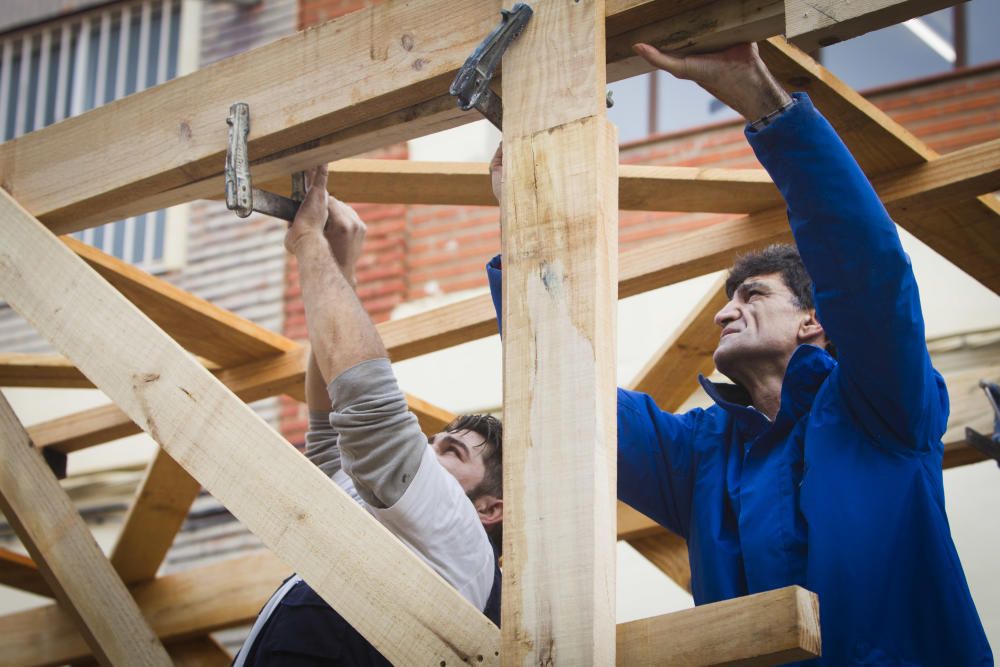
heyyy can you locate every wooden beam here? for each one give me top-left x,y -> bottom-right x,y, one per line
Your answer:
65,236 -> 296,368
265,160 -> 783,213
627,532 -> 693,594
0,551 -> 288,667
110,449 -> 202,585
0,354 -> 91,388
786,0 -> 958,53
0,547 -> 51,597
168,637 -> 233,667
760,38 -> 1000,294
616,586 -> 821,665
501,2 -> 618,664
0,392 -> 171,666
0,192 -> 500,665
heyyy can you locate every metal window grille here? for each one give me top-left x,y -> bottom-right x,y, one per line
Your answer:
0,0 -> 184,270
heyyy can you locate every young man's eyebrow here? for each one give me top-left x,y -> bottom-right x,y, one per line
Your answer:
437,434 -> 470,457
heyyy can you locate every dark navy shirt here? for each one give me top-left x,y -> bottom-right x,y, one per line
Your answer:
486,94 -> 991,664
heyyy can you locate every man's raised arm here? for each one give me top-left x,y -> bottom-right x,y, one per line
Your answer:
634,43 -> 947,450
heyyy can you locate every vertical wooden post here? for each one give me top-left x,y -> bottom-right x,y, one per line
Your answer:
500,1 -> 618,664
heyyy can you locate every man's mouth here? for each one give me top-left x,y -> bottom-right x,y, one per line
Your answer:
720,327 -> 739,339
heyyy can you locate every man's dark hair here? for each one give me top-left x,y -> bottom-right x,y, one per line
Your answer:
726,244 -> 814,310
725,244 -> 836,356
445,413 -> 503,551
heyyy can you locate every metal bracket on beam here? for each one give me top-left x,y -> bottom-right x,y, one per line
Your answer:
225,102 -> 306,222
449,3 -> 533,130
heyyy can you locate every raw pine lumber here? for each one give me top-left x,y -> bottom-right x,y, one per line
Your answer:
616,586 -> 821,665
627,531 -> 693,594
64,236 -> 296,368
760,38 -> 1000,294
0,354 -> 90,388
109,449 -> 202,585
786,0 -> 958,52
0,392 -> 171,667
500,2 -> 618,664
0,547 -> 51,597
0,551 -> 289,667
168,637 -> 233,667
265,160 -> 784,213
0,192 -> 499,664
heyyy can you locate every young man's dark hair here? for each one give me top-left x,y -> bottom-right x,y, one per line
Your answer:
446,414 -> 503,551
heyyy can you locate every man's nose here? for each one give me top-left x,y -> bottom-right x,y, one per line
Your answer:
714,299 -> 738,328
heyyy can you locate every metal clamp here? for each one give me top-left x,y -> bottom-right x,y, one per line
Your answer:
965,380 -> 1000,468
225,102 -> 306,222
449,3 -> 533,130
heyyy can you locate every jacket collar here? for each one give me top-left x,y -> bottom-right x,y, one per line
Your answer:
699,345 -> 836,437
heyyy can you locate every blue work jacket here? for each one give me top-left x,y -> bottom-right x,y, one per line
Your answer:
486,94 -> 992,664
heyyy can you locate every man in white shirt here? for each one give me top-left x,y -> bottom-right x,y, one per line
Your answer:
234,165 -> 503,666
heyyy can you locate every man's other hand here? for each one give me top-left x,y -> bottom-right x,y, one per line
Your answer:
325,197 -> 366,288
285,165 -> 330,255
631,42 -> 791,123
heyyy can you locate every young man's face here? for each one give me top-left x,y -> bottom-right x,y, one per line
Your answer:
429,429 -> 488,495
713,272 -> 811,376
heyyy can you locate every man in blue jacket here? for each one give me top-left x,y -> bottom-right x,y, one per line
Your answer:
487,43 -> 991,663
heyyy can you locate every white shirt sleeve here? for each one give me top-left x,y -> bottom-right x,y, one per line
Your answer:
369,446 -> 495,611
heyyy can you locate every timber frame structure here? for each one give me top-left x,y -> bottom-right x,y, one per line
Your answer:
0,0 -> 997,664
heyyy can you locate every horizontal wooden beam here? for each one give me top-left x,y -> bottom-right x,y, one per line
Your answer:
263,160 -> 783,213
0,551 -> 288,667
0,547 -> 50,597
786,0 -> 957,53
65,237 -> 296,368
0,354 -> 91,388
0,190 -> 499,664
0,392 -> 171,666
616,585 -> 821,665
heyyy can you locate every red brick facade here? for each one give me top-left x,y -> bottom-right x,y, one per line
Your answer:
280,0 -> 1000,444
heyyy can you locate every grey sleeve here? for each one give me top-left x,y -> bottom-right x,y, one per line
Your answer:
327,357 -> 426,509
304,410 -> 342,479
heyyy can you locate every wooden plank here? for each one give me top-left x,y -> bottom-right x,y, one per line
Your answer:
760,38 -> 1000,294
0,193 -> 500,666
501,1 -> 618,664
266,160 -> 784,213
627,532 -> 692,594
0,547 -> 51,597
64,236 -> 296,368
0,392 -> 171,667
0,353 -> 90,388
0,551 -> 289,667
616,586 -> 821,666
110,449 -> 202,585
786,0 -> 958,53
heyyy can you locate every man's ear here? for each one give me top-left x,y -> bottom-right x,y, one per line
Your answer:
474,495 -> 503,528
798,309 -> 826,345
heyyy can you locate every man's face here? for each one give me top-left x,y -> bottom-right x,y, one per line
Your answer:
713,272 -> 810,376
430,429 -> 488,495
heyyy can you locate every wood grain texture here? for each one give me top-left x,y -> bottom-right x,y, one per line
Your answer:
0,546 -> 50,597
0,551 -> 289,667
616,586 -> 821,665
168,637 -> 233,667
0,392 -> 171,667
786,0 -> 958,52
500,2 -> 618,662
0,191 -> 499,665
0,354 -> 91,388
110,449 -> 202,585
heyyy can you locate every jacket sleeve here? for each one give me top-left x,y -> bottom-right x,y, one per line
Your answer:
746,93 -> 948,450
487,255 -> 697,537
